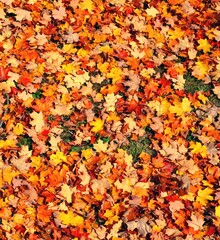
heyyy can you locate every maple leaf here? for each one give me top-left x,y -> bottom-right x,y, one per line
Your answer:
51,103 -> 73,115
52,6 -> 67,20
30,156 -> 41,169
215,206 -> 220,217
187,214 -> 204,231
124,74 -> 141,92
126,218 -> 150,237
15,8 -> 32,21
91,179 -> 110,195
93,139 -> 108,153
196,188 -> 214,206
169,97 -> 191,116
169,200 -> 185,212
213,85 -> 220,99
106,220 -> 122,238
0,139 -> 16,149
62,63 -> 75,74
78,163 -> 90,186
107,67 -> 123,84
146,7 -> 159,17
50,151 -> 67,166
192,61 -> 210,80
104,93 -> 119,112
58,211 -> 84,226
0,77 -> 17,93
79,0 -> 94,12
188,48 -> 197,59
13,123 -> 24,135
59,183 -> 74,203
90,118 -> 104,133
81,148 -> 93,160
37,205 -> 53,223
168,27 -> 184,40
70,0 -> 80,8
11,145 -> 31,171
190,142 -> 208,158
3,166 -> 19,184
197,39 -> 212,53
30,111 -> 45,132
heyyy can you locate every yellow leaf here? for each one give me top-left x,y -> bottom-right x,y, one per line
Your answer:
168,27 -> 184,40
0,139 -> 16,149
99,45 -> 113,54
30,156 -> 41,169
146,7 -> 159,17
190,142 -> 208,158
113,28 -> 120,36
62,44 -> 77,54
104,209 -> 114,218
198,93 -> 208,104
197,39 -> 212,53
169,98 -> 191,116
180,192 -> 195,201
50,151 -> 67,166
193,61 -> 210,78
58,211 -> 84,226
97,62 -> 109,73
13,123 -> 24,135
62,63 -> 75,74
13,214 -> 24,224
77,48 -> 87,58
3,166 -> 19,184
215,206 -> 220,217
90,118 -> 104,133
79,0 -> 94,12
182,97 -> 191,112
106,111 -> 120,122
107,67 -> 123,84
81,148 -> 93,160
196,188 -> 213,206
152,225 -> 162,232
104,207 -> 119,225
132,186 -> 148,197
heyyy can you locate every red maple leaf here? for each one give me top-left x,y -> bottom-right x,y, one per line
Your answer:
0,66 -> 10,81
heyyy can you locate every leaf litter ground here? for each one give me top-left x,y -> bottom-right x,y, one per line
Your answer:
0,0 -> 220,239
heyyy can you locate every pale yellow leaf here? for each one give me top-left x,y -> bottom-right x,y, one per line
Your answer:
30,111 -> 45,132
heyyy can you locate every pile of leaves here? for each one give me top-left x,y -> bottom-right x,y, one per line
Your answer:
0,0 -> 220,239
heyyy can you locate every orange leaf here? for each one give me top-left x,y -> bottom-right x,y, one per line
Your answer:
168,0 -> 185,4
37,205 -> 53,223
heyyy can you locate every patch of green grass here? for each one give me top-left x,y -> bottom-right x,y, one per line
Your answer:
208,94 -> 220,107
186,130 -> 199,142
17,135 -> 33,150
92,79 -> 109,91
69,142 -> 93,153
76,120 -> 87,127
32,89 -> 43,99
122,136 -> 156,163
100,137 -> 110,143
183,72 -> 212,94
60,129 -> 74,143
